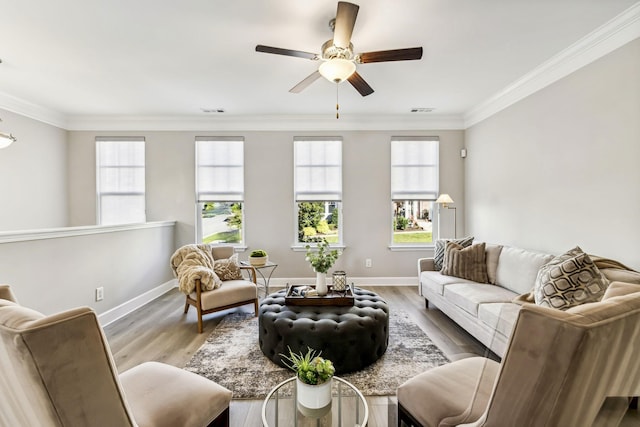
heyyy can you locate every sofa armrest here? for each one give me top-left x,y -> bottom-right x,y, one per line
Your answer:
418,258 -> 436,273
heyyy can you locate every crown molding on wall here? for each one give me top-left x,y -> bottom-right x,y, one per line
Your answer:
464,2 -> 640,128
64,113 -> 465,131
0,91 -> 68,129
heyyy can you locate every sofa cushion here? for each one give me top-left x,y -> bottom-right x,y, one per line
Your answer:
495,247 -> 554,295
441,242 -> 489,283
485,244 -> 503,284
444,283 -> 519,317
434,236 -> 474,271
477,302 -> 521,338
534,246 -> 609,310
213,254 -> 242,281
421,271 -> 480,296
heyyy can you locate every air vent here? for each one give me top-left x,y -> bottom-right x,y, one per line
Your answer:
201,108 -> 225,113
410,108 -> 435,113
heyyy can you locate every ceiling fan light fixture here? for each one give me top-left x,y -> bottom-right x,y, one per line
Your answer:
0,132 -> 17,149
0,118 -> 17,149
319,58 -> 356,83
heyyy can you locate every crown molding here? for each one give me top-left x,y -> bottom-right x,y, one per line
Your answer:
464,2 -> 640,128
0,91 -> 67,129
64,113 -> 465,131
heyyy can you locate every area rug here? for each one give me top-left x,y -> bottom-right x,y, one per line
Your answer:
184,310 -> 449,399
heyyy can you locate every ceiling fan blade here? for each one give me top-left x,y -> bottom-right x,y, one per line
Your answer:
333,2 -> 359,49
256,45 -> 319,60
358,47 -> 423,63
347,71 -> 374,97
289,70 -> 322,93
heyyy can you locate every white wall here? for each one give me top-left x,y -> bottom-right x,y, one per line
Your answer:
0,222 -> 175,316
68,129 -> 465,280
465,38 -> 640,269
0,109 -> 68,230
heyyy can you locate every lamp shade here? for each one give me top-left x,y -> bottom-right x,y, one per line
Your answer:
0,133 -> 16,149
319,58 -> 356,83
435,194 -> 454,204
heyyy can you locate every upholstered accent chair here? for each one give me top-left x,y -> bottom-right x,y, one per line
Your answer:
183,245 -> 259,333
0,285 -> 232,427
397,282 -> 640,427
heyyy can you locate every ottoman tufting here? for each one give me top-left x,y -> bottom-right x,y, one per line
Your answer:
259,287 -> 389,374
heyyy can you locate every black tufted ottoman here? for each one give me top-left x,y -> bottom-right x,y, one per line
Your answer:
259,287 -> 389,374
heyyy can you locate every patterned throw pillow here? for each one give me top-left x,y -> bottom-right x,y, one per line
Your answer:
441,242 -> 489,283
213,253 -> 243,281
434,236 -> 474,271
534,246 -> 609,310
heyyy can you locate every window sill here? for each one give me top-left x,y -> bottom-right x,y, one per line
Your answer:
388,244 -> 435,251
291,244 -> 346,252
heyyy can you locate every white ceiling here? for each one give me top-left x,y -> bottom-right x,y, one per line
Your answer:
0,0 -> 638,128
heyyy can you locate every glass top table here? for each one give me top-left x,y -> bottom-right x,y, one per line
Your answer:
262,376 -> 368,427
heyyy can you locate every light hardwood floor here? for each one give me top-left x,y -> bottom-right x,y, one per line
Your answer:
103,286 -> 639,427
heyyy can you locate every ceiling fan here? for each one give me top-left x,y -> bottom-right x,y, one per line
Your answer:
255,1 -> 423,97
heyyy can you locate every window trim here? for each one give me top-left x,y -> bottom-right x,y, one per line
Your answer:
389,137 -> 439,249
195,137 -> 245,246
293,137 -> 343,247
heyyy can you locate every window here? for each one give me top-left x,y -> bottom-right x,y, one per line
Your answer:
391,137 -> 439,245
196,137 -> 244,245
294,138 -> 342,245
96,137 -> 145,225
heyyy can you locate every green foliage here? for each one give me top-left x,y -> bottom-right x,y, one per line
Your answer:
305,239 -> 340,274
328,208 -> 339,226
227,203 -> 242,229
298,202 -> 325,241
281,347 -> 335,385
303,227 -> 317,237
250,249 -> 267,257
316,220 -> 330,234
203,230 -> 241,244
396,216 -> 409,230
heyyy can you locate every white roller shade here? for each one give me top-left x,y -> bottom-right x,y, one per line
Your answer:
294,138 -> 342,201
391,137 -> 439,201
96,137 -> 145,225
196,137 -> 244,202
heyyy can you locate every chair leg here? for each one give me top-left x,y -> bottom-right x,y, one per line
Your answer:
253,298 -> 259,317
197,307 -> 204,333
184,298 -> 190,314
398,402 -> 423,427
207,407 -> 229,427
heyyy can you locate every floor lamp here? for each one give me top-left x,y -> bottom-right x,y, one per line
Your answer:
435,194 -> 456,238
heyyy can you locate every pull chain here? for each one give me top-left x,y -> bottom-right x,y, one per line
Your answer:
336,82 -> 340,119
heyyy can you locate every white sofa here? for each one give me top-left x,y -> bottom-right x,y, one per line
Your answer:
419,243 -> 640,358
418,244 -> 554,357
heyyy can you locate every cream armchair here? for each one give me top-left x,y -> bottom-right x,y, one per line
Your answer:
171,244 -> 259,333
397,281 -> 640,427
0,285 -> 232,427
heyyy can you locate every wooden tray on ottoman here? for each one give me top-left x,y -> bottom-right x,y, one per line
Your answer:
285,285 -> 354,306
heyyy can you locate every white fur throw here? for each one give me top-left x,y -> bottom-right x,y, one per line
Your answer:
170,244 -> 223,294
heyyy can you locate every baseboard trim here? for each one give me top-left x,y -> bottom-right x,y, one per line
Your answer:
98,279 -> 177,327
99,277 -> 417,326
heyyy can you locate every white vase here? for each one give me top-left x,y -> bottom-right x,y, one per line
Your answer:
315,272 -> 328,296
296,377 -> 332,417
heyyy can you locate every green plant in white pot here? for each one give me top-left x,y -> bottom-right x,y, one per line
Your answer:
305,239 -> 340,296
249,249 -> 268,266
282,347 -> 335,414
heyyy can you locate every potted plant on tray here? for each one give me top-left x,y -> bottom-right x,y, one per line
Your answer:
249,249 -> 268,266
282,347 -> 335,414
305,239 -> 340,296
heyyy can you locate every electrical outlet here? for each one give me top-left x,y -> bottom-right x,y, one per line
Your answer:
95,287 -> 104,301
365,259 -> 372,268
